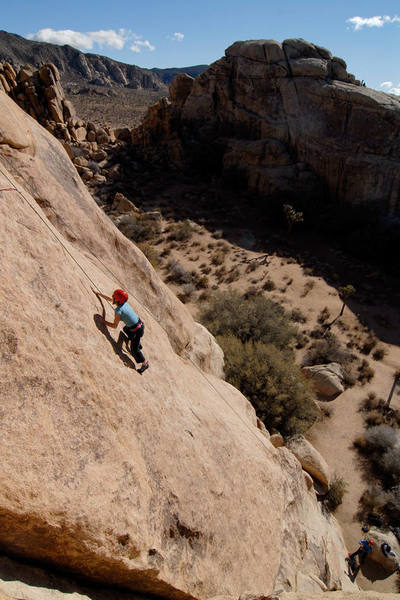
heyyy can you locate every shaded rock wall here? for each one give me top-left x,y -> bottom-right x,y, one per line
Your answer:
134,39 -> 400,214
0,90 -> 357,598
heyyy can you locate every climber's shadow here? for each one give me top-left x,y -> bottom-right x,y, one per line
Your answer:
93,314 -> 136,370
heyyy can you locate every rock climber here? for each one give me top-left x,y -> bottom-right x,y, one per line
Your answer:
346,539 -> 374,574
92,287 -> 149,374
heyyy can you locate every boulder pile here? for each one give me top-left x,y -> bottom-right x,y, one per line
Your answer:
0,61 -> 135,192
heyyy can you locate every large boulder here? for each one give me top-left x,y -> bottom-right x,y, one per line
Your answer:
285,435 -> 331,492
367,528 -> 400,572
0,91 -> 357,598
301,363 -> 345,398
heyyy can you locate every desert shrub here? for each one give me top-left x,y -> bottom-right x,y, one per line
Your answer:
244,286 -> 263,299
215,266 -> 226,282
212,251 -> 226,266
361,392 -> 378,412
199,290 -> 297,350
319,403 -> 333,419
324,474 -> 348,511
382,446 -> 400,479
199,290 -> 318,436
359,485 -> 400,528
263,278 -> 276,291
245,262 -> 258,273
217,335 -> 319,436
290,309 -> 307,323
122,213 -> 160,242
364,425 -> 399,451
303,334 -> 351,366
198,290 -> 211,302
317,307 -> 331,324
166,259 -> 192,284
194,274 -> 209,289
200,265 -> 211,275
358,359 -> 375,384
225,267 -> 241,283
167,219 -> 194,242
177,283 -> 196,303
301,280 -> 315,297
295,332 -> 309,349
373,346 -> 387,361
137,242 -> 159,268
365,410 -> 386,428
361,336 -> 378,355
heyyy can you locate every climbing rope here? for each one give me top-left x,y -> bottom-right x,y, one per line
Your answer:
0,155 -> 272,455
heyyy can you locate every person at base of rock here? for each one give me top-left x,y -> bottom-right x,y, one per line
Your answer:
346,539 -> 374,572
92,287 -> 149,374
381,542 -> 397,558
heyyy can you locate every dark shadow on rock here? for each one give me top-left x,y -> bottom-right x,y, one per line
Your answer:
93,314 -> 136,370
0,554 -> 154,600
360,557 -> 394,582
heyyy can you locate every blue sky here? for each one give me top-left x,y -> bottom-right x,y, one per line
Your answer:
2,0 -> 400,93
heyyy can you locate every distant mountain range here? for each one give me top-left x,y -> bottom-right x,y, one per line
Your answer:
0,30 -> 207,90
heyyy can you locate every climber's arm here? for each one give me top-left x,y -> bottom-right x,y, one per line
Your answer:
101,313 -> 121,328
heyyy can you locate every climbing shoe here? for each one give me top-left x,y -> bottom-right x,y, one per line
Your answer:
137,363 -> 149,375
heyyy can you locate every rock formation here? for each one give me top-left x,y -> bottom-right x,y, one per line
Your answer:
0,88 -> 359,598
134,38 -> 400,214
285,435 -> 331,492
301,363 -> 345,398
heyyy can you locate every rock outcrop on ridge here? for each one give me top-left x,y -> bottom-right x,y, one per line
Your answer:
0,89 -> 358,598
134,38 -> 400,214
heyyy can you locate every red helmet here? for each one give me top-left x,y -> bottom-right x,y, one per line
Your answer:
113,289 -> 128,304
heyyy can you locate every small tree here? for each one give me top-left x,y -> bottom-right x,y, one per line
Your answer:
386,370 -> 400,408
283,204 -> 303,233
338,284 -> 356,317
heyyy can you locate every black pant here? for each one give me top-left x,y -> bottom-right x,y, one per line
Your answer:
123,323 -> 146,363
349,548 -> 367,564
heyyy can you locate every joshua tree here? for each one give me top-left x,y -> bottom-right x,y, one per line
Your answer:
386,370 -> 400,408
283,204 -> 303,233
338,284 -> 356,317
323,284 -> 356,335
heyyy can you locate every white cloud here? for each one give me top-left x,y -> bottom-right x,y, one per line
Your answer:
380,81 -> 400,95
168,32 -> 184,41
129,39 -> 155,53
347,15 -> 400,30
27,27 -> 155,53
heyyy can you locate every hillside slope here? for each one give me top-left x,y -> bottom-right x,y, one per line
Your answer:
0,30 -> 206,90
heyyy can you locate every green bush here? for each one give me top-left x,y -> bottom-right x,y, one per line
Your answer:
199,290 -> 318,436
324,474 -> 348,511
137,242 -> 160,268
199,290 -> 296,350
303,334 -> 351,366
167,219 -> 194,242
216,335 -> 319,436
373,346 -> 387,361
